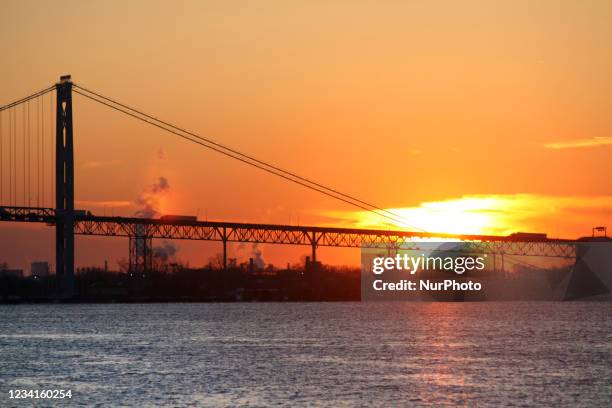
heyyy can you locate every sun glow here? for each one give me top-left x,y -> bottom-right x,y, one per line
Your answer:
364,197 -> 509,235
388,198 -> 502,235
324,194 -> 612,238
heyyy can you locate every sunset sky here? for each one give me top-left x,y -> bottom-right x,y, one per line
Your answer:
1,0 -> 611,270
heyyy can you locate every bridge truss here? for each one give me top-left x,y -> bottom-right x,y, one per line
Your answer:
0,206 -> 577,260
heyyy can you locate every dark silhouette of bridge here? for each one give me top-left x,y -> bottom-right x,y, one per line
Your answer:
0,76 -> 579,297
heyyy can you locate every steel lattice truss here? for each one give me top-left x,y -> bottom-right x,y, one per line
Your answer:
72,217 -> 576,258
0,206 -> 577,258
0,206 -> 56,222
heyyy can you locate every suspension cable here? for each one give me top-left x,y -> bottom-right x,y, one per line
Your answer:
73,85 -> 424,230
0,86 -> 55,113
2,82 -> 427,231
73,88 -> 421,229
73,83 -> 415,229
0,87 -> 56,206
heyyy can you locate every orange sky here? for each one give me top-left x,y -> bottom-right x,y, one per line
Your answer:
1,0 -> 611,271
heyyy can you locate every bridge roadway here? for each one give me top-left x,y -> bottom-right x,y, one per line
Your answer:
0,205 -> 576,259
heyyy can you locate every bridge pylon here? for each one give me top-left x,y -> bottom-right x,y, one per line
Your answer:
55,75 -> 75,297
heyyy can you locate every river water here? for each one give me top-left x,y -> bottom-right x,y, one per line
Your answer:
1,302 -> 610,407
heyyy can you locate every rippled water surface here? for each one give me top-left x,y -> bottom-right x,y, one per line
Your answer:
1,302 -> 611,407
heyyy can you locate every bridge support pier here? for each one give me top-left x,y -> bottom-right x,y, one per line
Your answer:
311,243 -> 316,265
222,227 -> 227,272
310,232 -> 317,272
222,237 -> 227,272
129,225 -> 152,274
55,76 -> 75,298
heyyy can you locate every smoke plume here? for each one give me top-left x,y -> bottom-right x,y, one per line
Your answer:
237,243 -> 266,269
153,240 -> 178,262
134,177 -> 170,218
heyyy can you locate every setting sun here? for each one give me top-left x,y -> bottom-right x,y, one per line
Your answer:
326,194 -> 612,238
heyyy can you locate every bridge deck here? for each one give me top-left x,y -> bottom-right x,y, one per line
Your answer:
0,205 -> 577,258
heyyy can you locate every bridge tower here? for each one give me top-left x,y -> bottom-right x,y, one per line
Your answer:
55,75 -> 75,297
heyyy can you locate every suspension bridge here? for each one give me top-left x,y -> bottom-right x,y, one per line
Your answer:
0,76 -> 578,297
